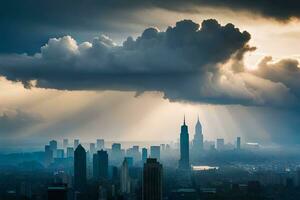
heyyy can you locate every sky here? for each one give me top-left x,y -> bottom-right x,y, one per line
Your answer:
1,0 -> 300,149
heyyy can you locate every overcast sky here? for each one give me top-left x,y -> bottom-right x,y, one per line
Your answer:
1,0 -> 300,148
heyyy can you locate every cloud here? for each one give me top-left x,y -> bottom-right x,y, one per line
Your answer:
0,109 -> 41,137
253,56 -> 300,97
1,0 -> 300,54
0,19 -> 299,107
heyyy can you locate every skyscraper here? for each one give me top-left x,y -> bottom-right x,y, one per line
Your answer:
97,139 -> 105,150
66,147 -> 74,158
237,137 -> 241,150
143,158 -> 163,200
150,146 -> 160,161
49,140 -> 58,157
142,148 -> 148,163
192,116 -> 203,153
74,144 -> 86,192
93,150 -> 108,180
179,117 -> 190,170
44,145 -> 53,166
121,158 -> 131,194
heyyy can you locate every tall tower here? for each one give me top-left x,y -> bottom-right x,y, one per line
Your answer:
74,144 -> 86,192
93,150 -> 108,180
121,158 -> 131,194
193,116 -> 203,152
179,116 -> 190,170
143,158 -> 163,200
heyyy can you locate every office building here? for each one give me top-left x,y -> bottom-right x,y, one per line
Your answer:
143,158 -> 163,200
93,150 -> 108,180
150,146 -> 160,161
74,144 -> 86,191
179,117 -> 190,170
142,148 -> 148,163
121,158 -> 131,194
97,139 -> 105,150
66,147 -> 74,158
192,116 -> 203,153
216,138 -> 225,151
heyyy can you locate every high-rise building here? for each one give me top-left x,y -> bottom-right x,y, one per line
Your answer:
97,139 -> 105,150
125,157 -> 133,167
179,117 -> 190,170
66,147 -> 74,158
150,146 -> 160,161
126,145 -> 141,164
216,138 -> 225,151
74,139 -> 79,149
50,140 -> 58,157
56,149 -> 64,158
90,143 -> 96,155
111,143 -> 122,164
74,144 -> 86,191
121,158 -> 131,194
236,137 -> 241,150
142,148 -> 148,163
63,139 -> 68,149
44,145 -> 53,166
143,158 -> 163,200
192,116 -> 203,153
93,150 -> 108,180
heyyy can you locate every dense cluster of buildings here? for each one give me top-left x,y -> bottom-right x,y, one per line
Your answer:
3,117 -> 299,200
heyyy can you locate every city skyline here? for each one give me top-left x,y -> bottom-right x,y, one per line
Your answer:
1,1 -> 300,148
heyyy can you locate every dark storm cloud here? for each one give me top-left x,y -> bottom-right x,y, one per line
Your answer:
0,19 -> 298,107
1,0 -> 300,53
0,19 -> 262,105
0,109 -> 41,137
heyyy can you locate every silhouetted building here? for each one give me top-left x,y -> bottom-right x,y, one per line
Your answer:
179,117 -> 190,170
142,148 -> 148,163
121,158 -> 131,194
74,144 -> 86,192
50,140 -> 58,157
143,158 -> 163,200
97,139 -> 105,150
192,116 -> 203,153
150,146 -> 160,161
45,145 -> 53,166
236,137 -> 241,150
93,150 -> 108,180
47,185 -> 67,200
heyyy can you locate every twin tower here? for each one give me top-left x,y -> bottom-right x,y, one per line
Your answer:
179,116 -> 203,170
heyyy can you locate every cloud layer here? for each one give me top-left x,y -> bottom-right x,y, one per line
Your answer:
0,19 -> 299,107
0,109 -> 41,137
